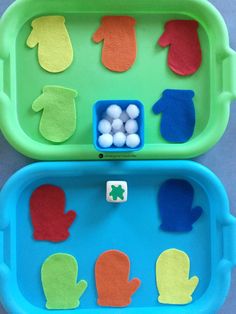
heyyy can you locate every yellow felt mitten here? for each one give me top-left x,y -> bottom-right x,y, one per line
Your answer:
156,249 -> 199,305
27,16 -> 73,73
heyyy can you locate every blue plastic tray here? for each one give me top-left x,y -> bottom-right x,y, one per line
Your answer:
0,161 -> 236,314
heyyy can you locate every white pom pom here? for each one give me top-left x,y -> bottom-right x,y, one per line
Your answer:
113,132 -> 126,148
98,134 -> 113,148
98,119 -> 112,134
106,104 -> 122,119
125,119 -> 138,134
112,119 -> 123,132
120,110 -> 129,123
126,104 -> 140,119
126,134 -> 140,148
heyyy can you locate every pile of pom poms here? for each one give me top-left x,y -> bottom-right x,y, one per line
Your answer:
98,104 -> 141,148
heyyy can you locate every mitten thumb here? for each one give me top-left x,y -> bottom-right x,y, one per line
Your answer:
32,94 -> 45,112
76,280 -> 88,299
191,206 -> 202,224
186,276 -> 199,294
128,278 -> 141,295
158,30 -> 170,47
152,97 -> 167,115
93,25 -> 105,43
64,210 -> 76,227
27,28 -> 39,48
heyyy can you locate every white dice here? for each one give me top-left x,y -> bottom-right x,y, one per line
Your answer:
106,181 -> 128,203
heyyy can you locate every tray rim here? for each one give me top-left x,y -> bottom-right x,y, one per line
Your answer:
0,0 -> 236,160
0,160 -> 236,314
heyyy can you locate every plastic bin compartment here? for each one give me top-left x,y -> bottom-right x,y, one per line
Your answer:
0,0 -> 235,160
93,100 -> 144,152
0,161 -> 236,313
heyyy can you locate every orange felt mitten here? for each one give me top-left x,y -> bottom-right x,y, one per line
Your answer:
95,250 -> 141,307
93,16 -> 137,72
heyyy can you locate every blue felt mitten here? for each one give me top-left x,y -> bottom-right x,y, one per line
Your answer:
158,179 -> 203,232
152,89 -> 195,143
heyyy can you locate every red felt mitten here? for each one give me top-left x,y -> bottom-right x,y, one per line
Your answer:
158,20 -> 202,76
30,184 -> 76,242
95,250 -> 141,307
93,16 -> 137,72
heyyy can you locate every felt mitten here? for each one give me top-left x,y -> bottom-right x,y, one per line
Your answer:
27,16 -> 73,73
152,89 -> 195,143
158,179 -> 202,232
158,20 -> 202,76
32,86 -> 77,143
95,250 -> 141,307
30,184 -> 76,242
156,249 -> 199,304
93,16 -> 137,72
41,253 -> 87,309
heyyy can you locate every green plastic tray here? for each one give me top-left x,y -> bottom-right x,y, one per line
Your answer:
0,0 -> 236,160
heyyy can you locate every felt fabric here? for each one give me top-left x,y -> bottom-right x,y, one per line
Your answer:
32,86 -> 77,143
93,16 -> 137,72
158,179 -> 203,232
152,89 -> 196,143
156,249 -> 199,305
41,253 -> 88,309
30,184 -> 76,242
27,16 -> 73,73
158,20 -> 202,76
95,250 -> 141,307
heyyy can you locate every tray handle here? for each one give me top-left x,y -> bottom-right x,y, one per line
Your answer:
0,230 -> 7,271
222,50 -> 236,100
223,217 -> 236,266
0,58 -> 3,93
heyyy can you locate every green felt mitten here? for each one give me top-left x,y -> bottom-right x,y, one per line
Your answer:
41,253 -> 88,310
32,86 -> 77,143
